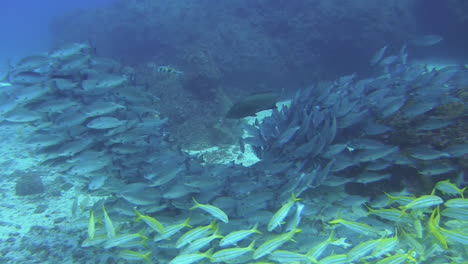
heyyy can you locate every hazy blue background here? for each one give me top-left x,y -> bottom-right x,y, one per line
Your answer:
0,0 -> 112,63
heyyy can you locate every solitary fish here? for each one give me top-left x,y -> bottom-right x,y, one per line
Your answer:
226,91 -> 279,119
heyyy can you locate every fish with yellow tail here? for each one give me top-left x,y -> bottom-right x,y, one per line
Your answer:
375,250 -> 416,264
253,227 -> 302,259
155,217 -> 191,241
212,240 -> 256,262
176,220 -> 217,248
169,248 -> 213,264
329,214 -> 380,237
268,193 -> 302,231
191,197 -> 229,223
428,207 -> 448,250
399,195 -> 443,216
87,210 -> 95,240
433,180 -> 466,198
118,250 -> 151,264
134,209 -> 165,234
102,204 -> 115,239
219,223 -> 262,247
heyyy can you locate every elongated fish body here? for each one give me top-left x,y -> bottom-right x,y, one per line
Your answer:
269,250 -> 315,264
104,233 -> 147,249
317,254 -> 347,264
134,209 -> 165,234
268,193 -> 302,231
118,250 -> 151,264
169,249 -> 212,264
102,205 -> 115,239
370,46 -> 388,66
176,221 -> 216,248
347,239 -> 380,262
375,251 -> 416,264
411,34 -> 443,46
212,241 -> 255,262
399,195 -> 443,215
434,180 -> 466,197
219,223 -> 261,247
86,117 -> 127,129
306,230 -> 335,260
191,197 -> 229,223
253,227 -> 301,259
87,211 -> 95,240
329,217 -> 380,237
226,91 -> 279,119
444,198 -> 468,208
155,218 -> 191,241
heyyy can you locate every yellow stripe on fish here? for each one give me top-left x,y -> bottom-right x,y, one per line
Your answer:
175,221 -> 217,248
191,197 -> 229,223
329,215 -> 380,237
87,210 -> 95,240
102,204 -> 116,239
219,223 -> 262,247
268,193 -> 302,231
212,240 -> 255,262
399,195 -> 443,216
134,209 -> 165,234
253,227 -> 301,259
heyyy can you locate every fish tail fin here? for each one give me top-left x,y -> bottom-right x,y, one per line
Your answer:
252,223 -> 262,234
398,206 -> 408,217
460,187 -> 467,198
134,209 -> 144,222
142,252 -> 151,264
291,192 -> 303,202
190,197 -> 200,210
247,240 -> 256,250
183,217 -> 192,228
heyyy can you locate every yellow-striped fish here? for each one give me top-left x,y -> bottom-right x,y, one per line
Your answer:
212,240 -> 255,262
191,197 -> 229,223
87,210 -> 95,240
102,205 -> 115,239
253,227 -> 301,259
268,193 -> 302,231
219,223 -> 262,247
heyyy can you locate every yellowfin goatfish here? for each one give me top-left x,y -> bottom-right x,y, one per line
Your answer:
427,207 -> 448,250
212,241 -> 255,262
157,66 -> 183,75
88,210 -> 95,240
253,227 -> 301,259
444,198 -> 468,208
433,180 -> 466,198
134,209 -> 165,234
154,218 -> 191,242
175,221 -> 216,248
268,193 -> 302,231
219,223 -> 262,247
118,250 -> 151,264
168,248 -> 213,264
375,250 -> 416,264
399,195 -> 443,216
329,214 -> 380,237
102,205 -> 116,239
191,197 -> 229,223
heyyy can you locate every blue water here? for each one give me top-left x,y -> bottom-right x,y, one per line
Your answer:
0,0 -> 112,63
0,1 -> 467,263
